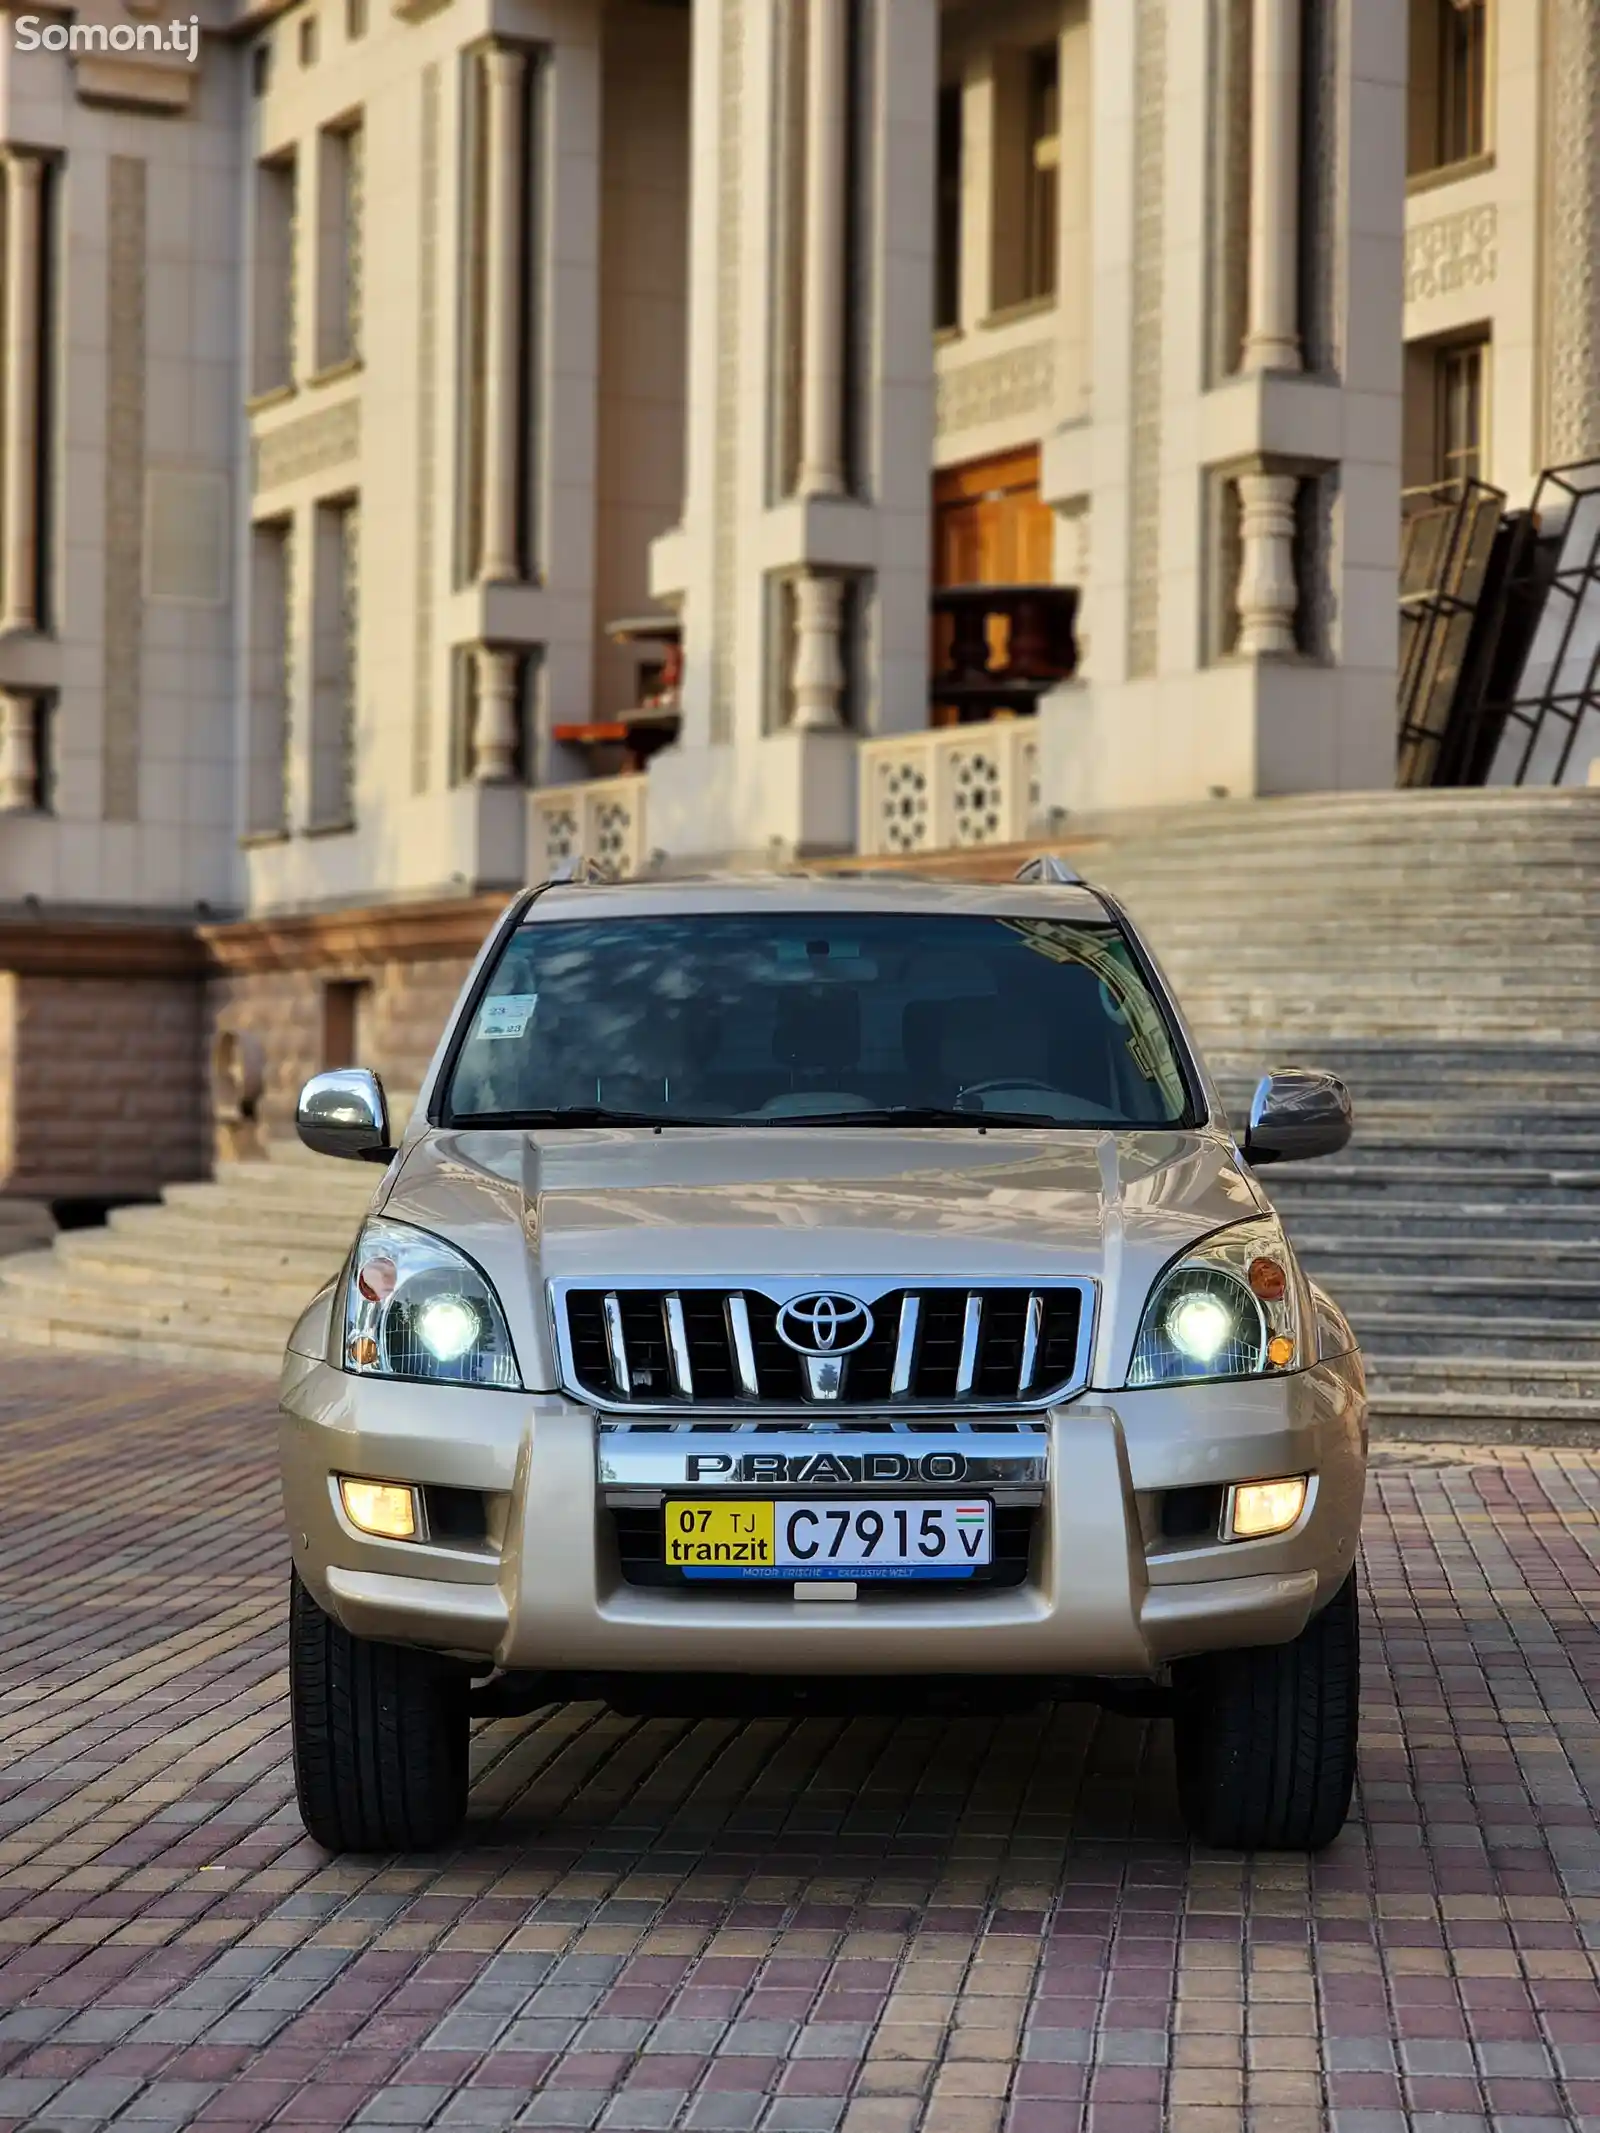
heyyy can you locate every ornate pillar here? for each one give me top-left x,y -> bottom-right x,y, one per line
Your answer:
1,152 -> 44,633
1236,467 -> 1299,656
796,0 -> 849,497
0,690 -> 38,809
473,645 -> 521,780
1542,0 -> 1600,463
1241,0 -> 1302,374
791,572 -> 844,729
480,47 -> 526,583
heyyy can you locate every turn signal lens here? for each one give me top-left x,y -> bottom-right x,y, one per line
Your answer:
1267,1334 -> 1296,1368
339,1478 -> 419,1540
357,1255 -> 398,1304
1230,1476 -> 1308,1540
1248,1257 -> 1288,1302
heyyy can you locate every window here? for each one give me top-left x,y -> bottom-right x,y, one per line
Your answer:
1023,44 -> 1060,303
935,84 -> 963,331
345,0 -> 367,38
1408,0 -> 1488,177
315,118 -> 363,369
309,497 -> 359,831
444,913 -> 1195,1129
251,152 -> 297,395
246,519 -> 293,838
298,14 -> 318,66
1437,340 -> 1486,487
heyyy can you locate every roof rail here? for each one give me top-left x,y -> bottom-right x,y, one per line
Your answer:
547,856 -> 618,886
1014,854 -> 1084,886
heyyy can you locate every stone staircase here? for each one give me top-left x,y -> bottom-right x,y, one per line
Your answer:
1053,787 -> 1600,1439
0,1200 -> 56,1260
0,1137 -> 376,1373
2,786 -> 1598,1432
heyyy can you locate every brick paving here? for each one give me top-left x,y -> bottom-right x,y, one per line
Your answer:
0,1355 -> 1597,2133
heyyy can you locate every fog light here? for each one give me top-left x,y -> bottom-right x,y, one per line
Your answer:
1229,1476 -> 1307,1539
339,1477 -> 419,1540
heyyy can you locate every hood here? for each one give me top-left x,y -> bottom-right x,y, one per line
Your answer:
375,1125 -> 1266,1393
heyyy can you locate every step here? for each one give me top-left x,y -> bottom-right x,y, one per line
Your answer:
0,1300 -> 283,1375
106,1202 -> 365,1253
1366,1354 -> 1600,1402
1336,1312 -> 1600,1361
1283,1201 -> 1600,1241
1271,1164 -> 1600,1198
1367,1389 -> 1600,1432
1300,1236 -> 1600,1277
0,1260 -> 311,1343
50,1231 -> 344,1293
1326,1273 -> 1600,1321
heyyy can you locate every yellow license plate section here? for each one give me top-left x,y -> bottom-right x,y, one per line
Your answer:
664,1500 -> 776,1570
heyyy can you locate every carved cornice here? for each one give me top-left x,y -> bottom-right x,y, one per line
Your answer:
0,892 -> 519,981
0,919 -> 206,980
935,344 -> 1055,438
199,893 -> 513,975
1405,203 -> 1497,304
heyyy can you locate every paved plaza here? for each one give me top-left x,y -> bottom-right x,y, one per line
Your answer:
0,1355 -> 1596,2133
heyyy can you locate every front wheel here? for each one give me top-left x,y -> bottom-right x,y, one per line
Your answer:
289,1571 -> 470,1853
1172,1570 -> 1359,1850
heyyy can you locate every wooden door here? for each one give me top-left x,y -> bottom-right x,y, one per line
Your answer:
932,449 -> 1054,719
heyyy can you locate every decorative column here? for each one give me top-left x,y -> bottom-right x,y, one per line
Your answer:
473,645 -> 521,780
1,152 -> 44,634
0,690 -> 38,810
480,46 -> 526,583
1236,468 -> 1299,656
1541,0 -> 1600,463
796,0 -> 848,498
791,572 -> 844,729
1241,0 -> 1302,374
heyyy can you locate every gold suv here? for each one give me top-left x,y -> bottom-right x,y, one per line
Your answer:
280,864 -> 1365,1854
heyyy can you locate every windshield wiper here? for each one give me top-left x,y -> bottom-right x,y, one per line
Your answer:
775,1105 -> 1067,1129
449,1106 -> 703,1129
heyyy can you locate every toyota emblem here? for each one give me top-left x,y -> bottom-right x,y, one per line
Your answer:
775,1292 -> 874,1356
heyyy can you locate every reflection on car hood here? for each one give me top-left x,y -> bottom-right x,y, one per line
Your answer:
376,1126 -> 1267,1392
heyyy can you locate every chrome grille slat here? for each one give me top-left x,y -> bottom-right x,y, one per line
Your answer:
1018,1292 -> 1043,1394
556,1279 -> 1093,1415
663,1294 -> 694,1399
725,1295 -> 760,1398
890,1295 -> 921,1398
954,1295 -> 982,1397
602,1293 -> 629,1396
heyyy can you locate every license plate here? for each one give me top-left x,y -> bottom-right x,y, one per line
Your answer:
664,1498 -> 993,1581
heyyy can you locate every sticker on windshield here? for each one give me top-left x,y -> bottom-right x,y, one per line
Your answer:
476,993 -> 537,1041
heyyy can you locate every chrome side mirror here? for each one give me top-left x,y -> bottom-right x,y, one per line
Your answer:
296,1069 -> 394,1164
1243,1067 -> 1352,1166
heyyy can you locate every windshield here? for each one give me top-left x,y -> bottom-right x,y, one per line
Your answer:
443,911 -> 1195,1129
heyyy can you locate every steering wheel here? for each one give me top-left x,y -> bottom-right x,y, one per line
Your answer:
958,1079 -> 1124,1124
957,1078 -> 1061,1103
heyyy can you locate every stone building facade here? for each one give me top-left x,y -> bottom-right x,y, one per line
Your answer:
0,0 -> 1591,1197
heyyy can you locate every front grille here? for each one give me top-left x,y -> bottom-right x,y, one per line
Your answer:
612,1504 -> 1037,1590
556,1282 -> 1090,1412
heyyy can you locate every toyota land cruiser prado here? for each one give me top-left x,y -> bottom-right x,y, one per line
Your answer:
280,866 -> 1365,1855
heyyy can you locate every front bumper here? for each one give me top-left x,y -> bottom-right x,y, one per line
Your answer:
278,1353 -> 1366,1680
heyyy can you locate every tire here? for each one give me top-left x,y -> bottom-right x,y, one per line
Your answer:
1172,1570 -> 1359,1851
289,1570 -> 470,1853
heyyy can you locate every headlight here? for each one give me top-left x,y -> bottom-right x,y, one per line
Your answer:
341,1217 -> 521,1388
1127,1215 -> 1306,1386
